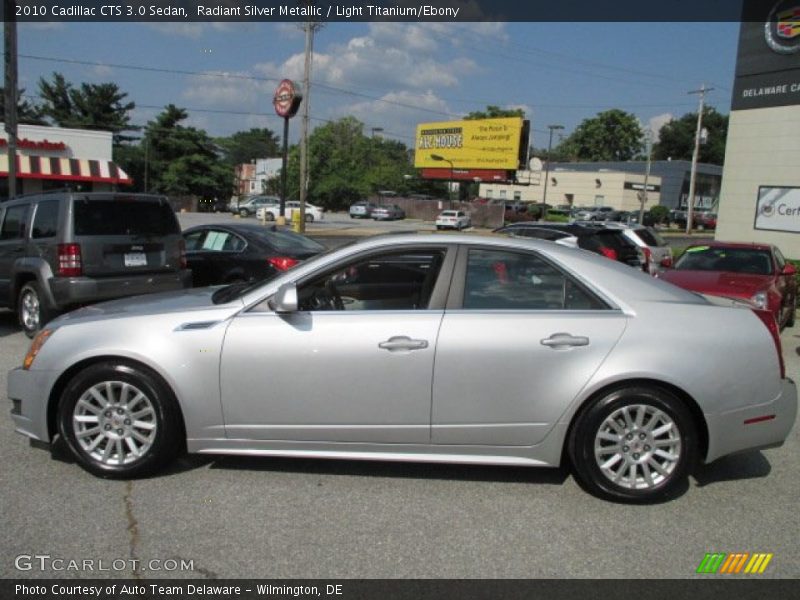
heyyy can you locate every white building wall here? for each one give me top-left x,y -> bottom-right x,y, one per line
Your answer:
716,105 -> 800,256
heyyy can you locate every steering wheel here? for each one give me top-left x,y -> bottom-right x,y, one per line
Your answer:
325,280 -> 345,311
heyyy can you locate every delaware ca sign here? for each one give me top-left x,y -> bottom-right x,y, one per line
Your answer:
273,79 -> 303,118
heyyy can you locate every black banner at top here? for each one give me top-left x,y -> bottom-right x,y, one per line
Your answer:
3,0 -> 764,23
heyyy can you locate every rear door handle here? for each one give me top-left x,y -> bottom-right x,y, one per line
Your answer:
379,336 -> 429,352
540,333 -> 590,348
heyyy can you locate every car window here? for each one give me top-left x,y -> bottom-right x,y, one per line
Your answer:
253,229 -> 325,254
31,200 -> 59,239
183,230 -> 206,251
675,246 -> 774,275
0,204 -> 29,240
632,227 -> 664,247
200,230 -> 246,252
774,247 -> 786,270
73,199 -> 179,236
463,248 -> 607,310
298,249 -> 446,311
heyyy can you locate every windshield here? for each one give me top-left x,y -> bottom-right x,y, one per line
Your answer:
675,246 -> 774,275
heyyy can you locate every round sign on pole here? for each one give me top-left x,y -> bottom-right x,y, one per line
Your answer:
273,79 -> 303,119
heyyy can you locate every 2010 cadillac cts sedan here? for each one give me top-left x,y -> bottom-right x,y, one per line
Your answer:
8,234 -> 797,502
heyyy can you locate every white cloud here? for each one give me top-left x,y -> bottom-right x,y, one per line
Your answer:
648,113 -> 674,140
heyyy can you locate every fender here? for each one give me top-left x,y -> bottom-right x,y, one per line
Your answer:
11,258 -> 58,310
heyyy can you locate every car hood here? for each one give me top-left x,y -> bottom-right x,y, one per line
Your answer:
51,287 -> 244,327
660,270 -> 770,297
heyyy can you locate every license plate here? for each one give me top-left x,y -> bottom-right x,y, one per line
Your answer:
124,252 -> 147,267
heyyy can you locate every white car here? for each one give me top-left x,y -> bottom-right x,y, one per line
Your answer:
436,210 -> 471,230
257,201 -> 325,223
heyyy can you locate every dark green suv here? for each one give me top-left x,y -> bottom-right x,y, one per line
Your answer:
0,192 -> 192,337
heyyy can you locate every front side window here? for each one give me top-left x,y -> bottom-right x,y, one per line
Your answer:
0,205 -> 29,241
298,249 -> 446,311
463,248 -> 607,310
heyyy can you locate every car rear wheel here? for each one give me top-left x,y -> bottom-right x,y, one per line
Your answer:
264,212 -> 275,222
239,208 -> 250,217
58,362 -> 183,478
568,386 -> 697,503
305,214 -> 314,223
787,297 -> 797,328
18,282 -> 54,339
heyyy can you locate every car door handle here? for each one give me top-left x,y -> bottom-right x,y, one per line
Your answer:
540,333 -> 590,348
379,336 -> 429,351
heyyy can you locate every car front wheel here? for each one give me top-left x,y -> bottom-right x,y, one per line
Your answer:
18,281 -> 54,338
568,386 -> 697,503
58,362 -> 183,478
239,208 -> 250,217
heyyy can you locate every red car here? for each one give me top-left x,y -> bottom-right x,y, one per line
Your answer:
660,242 -> 797,329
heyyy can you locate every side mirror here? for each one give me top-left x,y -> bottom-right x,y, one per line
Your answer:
782,263 -> 796,276
269,282 -> 298,313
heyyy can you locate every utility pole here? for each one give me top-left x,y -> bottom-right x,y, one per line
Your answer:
298,16 -> 321,234
542,124 -> 563,217
4,0 -> 19,199
686,84 -> 712,234
639,130 -> 652,224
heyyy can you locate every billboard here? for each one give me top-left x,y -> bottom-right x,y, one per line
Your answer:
414,118 -> 528,171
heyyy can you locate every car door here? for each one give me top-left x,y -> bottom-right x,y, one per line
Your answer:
184,228 -> 247,286
219,244 -> 456,443
431,245 -> 627,446
0,203 -> 31,306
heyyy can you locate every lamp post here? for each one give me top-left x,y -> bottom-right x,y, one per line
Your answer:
542,124 -> 564,218
430,154 -> 454,208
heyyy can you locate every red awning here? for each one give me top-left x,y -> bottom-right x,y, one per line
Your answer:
0,154 -> 133,185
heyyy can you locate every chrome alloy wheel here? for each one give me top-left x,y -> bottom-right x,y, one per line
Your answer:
20,289 -> 40,331
593,404 -> 682,490
72,381 -> 158,466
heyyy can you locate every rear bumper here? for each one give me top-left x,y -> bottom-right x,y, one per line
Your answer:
48,270 -> 192,309
705,377 -> 798,462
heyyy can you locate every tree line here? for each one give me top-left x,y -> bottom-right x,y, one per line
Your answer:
2,74 -> 728,208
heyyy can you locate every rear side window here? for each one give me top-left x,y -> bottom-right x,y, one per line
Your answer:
31,200 -> 59,239
463,249 -> 607,311
0,205 -> 29,240
73,199 -> 179,236
633,227 -> 666,247
580,231 -> 634,254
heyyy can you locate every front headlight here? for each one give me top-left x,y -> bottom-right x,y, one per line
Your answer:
751,291 -> 768,310
23,329 -> 54,370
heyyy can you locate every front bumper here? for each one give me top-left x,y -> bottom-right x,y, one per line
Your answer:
705,377 -> 798,462
48,270 -> 192,310
8,367 -> 55,443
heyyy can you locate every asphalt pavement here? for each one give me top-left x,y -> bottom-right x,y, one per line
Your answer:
0,215 -> 796,579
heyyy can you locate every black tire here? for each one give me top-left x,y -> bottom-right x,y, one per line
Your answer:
436,226 -> 442,231
305,214 -> 314,223
17,281 -> 55,339
264,212 -> 275,222
568,386 -> 697,503
57,362 -> 183,478
787,296 -> 796,328
239,208 -> 250,217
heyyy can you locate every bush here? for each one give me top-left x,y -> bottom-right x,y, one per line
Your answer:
649,205 -> 669,224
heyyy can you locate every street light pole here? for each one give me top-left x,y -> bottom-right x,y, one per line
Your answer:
639,130 -> 652,224
686,84 -> 712,234
430,154 -> 454,208
542,124 -> 564,218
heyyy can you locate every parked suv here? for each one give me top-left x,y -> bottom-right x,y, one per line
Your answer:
0,192 -> 191,337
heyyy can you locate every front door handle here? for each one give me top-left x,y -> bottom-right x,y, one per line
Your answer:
540,333 -> 590,348
379,336 -> 429,352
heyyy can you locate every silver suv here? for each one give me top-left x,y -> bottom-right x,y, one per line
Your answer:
0,192 -> 191,337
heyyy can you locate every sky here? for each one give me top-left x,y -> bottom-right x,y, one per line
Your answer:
12,20 -> 741,150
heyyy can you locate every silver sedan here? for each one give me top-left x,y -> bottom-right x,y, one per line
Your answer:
8,234 -> 797,502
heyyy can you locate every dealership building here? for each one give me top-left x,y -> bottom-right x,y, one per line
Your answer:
715,0 -> 800,257
0,123 -> 131,199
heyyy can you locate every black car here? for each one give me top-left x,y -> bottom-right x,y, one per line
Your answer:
494,222 -> 646,270
182,223 -> 326,287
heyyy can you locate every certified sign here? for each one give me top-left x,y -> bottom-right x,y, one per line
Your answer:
754,186 -> 800,232
273,79 -> 302,118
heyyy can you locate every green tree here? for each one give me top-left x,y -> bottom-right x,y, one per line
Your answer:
464,105 -> 525,120
136,104 -> 232,199
37,72 -> 137,143
560,109 -> 644,161
0,87 -> 47,125
216,128 -> 281,165
653,107 -> 728,165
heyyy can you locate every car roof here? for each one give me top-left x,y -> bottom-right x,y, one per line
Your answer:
689,241 -> 773,251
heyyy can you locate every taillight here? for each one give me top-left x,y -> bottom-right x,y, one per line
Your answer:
57,243 -> 82,277
643,246 -> 652,265
179,239 -> 187,269
268,257 -> 299,271
753,308 -> 785,379
599,246 -> 618,260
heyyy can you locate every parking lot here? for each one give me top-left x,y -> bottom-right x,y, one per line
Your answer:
1,217 -> 796,580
